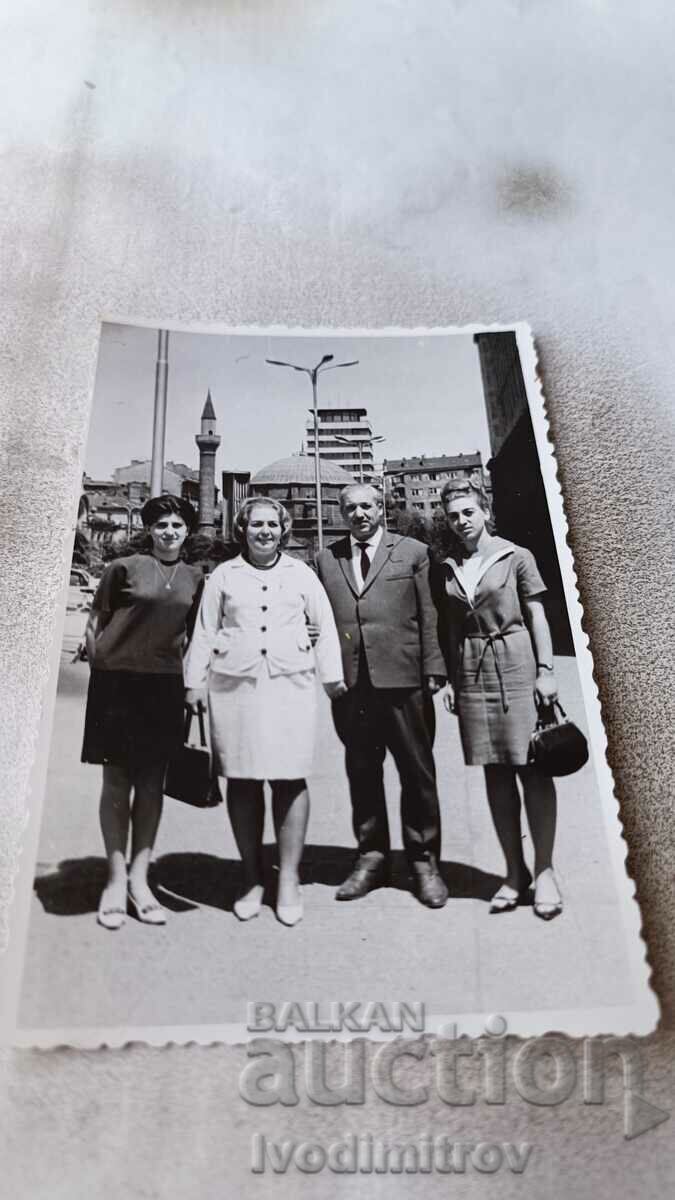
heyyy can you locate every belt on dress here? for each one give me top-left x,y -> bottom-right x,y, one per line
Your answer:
463,628 -> 520,714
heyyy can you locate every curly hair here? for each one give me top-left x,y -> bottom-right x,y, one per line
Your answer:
233,496 -> 293,547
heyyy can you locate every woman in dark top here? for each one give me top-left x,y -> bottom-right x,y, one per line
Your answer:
437,478 -> 563,921
82,495 -> 203,929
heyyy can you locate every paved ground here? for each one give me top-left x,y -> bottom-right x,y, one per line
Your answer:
18,648 -> 634,1032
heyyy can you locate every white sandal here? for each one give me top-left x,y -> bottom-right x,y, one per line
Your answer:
128,889 -> 167,925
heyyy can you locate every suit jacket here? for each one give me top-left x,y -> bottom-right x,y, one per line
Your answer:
316,531 -> 446,689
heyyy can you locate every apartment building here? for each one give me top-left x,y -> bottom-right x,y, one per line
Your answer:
384,452 -> 485,519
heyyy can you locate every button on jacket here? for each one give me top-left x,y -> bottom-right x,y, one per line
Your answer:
184,553 -> 343,687
316,531 -> 446,689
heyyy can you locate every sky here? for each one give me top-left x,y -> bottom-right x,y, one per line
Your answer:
85,324 -> 491,481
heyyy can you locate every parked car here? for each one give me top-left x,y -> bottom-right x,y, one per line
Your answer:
67,567 -> 96,613
63,568 -> 96,658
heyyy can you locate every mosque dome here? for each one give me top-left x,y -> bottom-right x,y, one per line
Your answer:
250,453 -> 355,487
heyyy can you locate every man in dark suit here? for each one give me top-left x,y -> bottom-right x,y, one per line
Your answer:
316,483 -> 448,907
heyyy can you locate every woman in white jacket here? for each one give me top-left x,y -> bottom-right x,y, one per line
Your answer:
184,497 -> 346,927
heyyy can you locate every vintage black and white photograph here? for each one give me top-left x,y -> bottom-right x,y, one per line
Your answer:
3,322 -> 656,1044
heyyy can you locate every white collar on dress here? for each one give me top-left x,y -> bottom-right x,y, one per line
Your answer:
444,539 -> 515,601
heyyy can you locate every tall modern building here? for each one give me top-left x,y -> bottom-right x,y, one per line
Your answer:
305,406 -> 376,482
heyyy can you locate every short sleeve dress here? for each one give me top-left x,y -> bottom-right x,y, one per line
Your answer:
81,554 -> 204,769
441,538 -> 547,765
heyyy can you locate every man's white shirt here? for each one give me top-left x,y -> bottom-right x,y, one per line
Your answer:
349,525 -> 384,593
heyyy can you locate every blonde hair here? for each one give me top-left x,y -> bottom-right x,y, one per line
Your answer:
233,496 -> 293,547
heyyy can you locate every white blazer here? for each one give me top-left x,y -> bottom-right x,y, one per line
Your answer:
184,553 -> 344,687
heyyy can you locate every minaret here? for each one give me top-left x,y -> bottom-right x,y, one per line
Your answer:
195,390 -> 221,532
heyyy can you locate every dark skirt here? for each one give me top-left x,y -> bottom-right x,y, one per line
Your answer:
81,669 -> 185,770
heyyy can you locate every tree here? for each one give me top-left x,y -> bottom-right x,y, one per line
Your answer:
393,506 -> 462,564
395,509 -> 432,545
429,507 -> 461,563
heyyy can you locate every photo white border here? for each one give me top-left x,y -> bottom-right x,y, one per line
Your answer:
0,320 -> 660,1048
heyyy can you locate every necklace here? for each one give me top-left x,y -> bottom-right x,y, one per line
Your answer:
153,557 -> 180,590
247,552 -> 281,571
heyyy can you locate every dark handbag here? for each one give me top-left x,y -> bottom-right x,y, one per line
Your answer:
528,699 -> 589,777
165,707 -> 221,807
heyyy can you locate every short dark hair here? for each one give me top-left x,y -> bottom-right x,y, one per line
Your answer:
140,493 -> 199,532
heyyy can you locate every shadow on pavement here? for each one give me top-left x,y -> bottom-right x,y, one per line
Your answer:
34,847 -> 505,916
34,857 -> 108,915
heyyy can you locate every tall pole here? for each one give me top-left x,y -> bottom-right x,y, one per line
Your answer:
311,370 -> 324,553
334,433 -> 384,486
150,329 -> 169,497
266,354 -> 358,554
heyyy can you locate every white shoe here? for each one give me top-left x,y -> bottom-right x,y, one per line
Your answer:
97,884 -> 128,930
97,904 -> 127,931
276,888 -> 303,927
233,885 -> 264,921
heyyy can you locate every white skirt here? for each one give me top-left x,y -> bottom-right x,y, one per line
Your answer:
207,665 -> 318,780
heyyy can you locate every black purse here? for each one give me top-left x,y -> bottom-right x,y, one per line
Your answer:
528,699 -> 589,777
165,707 -> 221,807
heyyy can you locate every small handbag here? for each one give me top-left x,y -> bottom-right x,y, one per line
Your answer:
165,707 -> 221,807
528,699 -> 589,777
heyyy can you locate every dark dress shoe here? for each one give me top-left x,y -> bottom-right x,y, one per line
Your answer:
335,858 -> 388,901
411,861 -> 448,908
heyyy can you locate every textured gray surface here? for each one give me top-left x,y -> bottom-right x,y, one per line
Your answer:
0,1 -> 673,1195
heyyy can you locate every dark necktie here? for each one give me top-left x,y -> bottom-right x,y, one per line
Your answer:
360,543 -> 371,583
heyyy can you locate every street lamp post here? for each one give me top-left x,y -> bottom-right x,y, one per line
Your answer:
334,433 -> 385,484
265,354 -> 359,553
